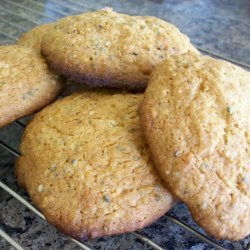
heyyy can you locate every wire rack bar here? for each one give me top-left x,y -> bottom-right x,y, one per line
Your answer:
0,181 -> 44,219
14,121 -> 26,128
0,181 -> 92,250
0,141 -> 19,157
0,6 -> 41,26
247,242 -> 250,250
59,0 -> 97,10
0,18 -> 27,32
27,0 -> 69,17
0,228 -> 23,250
131,232 -> 164,250
197,46 -> 250,69
3,0 -> 56,21
50,0 -> 95,12
165,214 -> 225,250
0,31 -> 17,41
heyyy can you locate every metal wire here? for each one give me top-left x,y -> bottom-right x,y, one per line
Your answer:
165,214 -> 225,250
131,232 -> 164,250
0,18 -> 27,32
57,0 -> 96,10
14,121 -> 26,128
0,229 -> 23,250
0,31 -> 18,41
197,46 -> 250,69
0,6 -> 41,26
0,141 -> 20,158
0,181 -> 92,250
49,0 -> 95,12
27,0 -> 69,17
3,0 -> 56,21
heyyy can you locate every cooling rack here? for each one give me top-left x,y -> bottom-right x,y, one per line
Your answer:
0,0 -> 249,249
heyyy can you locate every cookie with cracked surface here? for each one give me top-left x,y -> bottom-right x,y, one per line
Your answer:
15,90 -> 176,239
18,23 -> 54,52
0,45 -> 63,128
41,8 -> 199,91
139,53 -> 250,240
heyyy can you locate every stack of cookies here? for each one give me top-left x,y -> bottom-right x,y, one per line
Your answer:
1,8 -> 249,242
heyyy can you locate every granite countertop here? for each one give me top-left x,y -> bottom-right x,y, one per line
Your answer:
0,0 -> 249,249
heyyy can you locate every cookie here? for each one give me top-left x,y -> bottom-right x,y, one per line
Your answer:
0,45 -> 63,128
15,90 -> 176,239
139,53 -> 250,240
18,23 -> 54,52
41,8 -> 199,91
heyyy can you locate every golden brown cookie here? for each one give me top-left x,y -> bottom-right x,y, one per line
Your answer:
18,23 -> 54,52
15,90 -> 176,239
139,53 -> 250,240
0,45 -> 63,128
41,8 -> 199,91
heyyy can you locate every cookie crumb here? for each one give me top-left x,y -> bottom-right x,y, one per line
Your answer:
101,7 -> 113,12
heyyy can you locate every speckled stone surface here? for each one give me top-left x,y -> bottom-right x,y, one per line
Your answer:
0,0 -> 249,249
